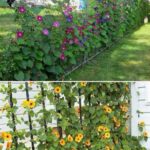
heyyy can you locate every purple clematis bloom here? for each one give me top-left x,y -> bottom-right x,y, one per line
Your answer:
16,31 -> 23,38
53,21 -> 60,27
60,53 -> 65,60
18,6 -> 26,13
42,29 -> 49,36
37,15 -> 43,22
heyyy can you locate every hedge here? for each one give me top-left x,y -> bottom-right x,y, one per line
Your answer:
0,0 -> 149,80
0,82 -> 148,149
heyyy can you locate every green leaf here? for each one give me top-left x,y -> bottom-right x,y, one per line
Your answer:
43,55 -> 52,65
14,71 -> 25,80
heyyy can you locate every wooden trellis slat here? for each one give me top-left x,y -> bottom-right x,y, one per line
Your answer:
25,82 -> 35,150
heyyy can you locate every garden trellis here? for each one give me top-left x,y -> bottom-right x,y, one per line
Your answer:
0,0 -> 149,80
0,82 -> 148,150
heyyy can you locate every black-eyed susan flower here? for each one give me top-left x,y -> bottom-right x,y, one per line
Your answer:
59,139 -> 65,146
22,100 -> 35,109
80,82 -> 87,87
138,121 -> 145,127
75,136 -> 82,143
28,99 -> 36,109
97,125 -> 105,132
143,131 -> 148,137
104,132 -> 110,139
67,135 -> 73,142
85,139 -> 91,147
54,86 -> 61,94
77,133 -> 83,139
103,105 -> 112,113
105,146 -> 111,150
3,133 -> 12,141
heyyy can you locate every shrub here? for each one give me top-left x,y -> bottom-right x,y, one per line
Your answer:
0,0 -> 149,80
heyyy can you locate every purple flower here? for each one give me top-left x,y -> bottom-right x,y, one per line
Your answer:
60,53 -> 65,60
16,31 -> 23,38
18,6 -> 26,13
53,21 -> 60,27
42,29 -> 49,36
37,15 -> 43,22
63,10 -> 69,16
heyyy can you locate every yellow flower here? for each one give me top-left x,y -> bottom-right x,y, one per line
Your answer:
97,125 -> 104,132
28,100 -> 36,109
29,81 -> 33,87
143,131 -> 148,137
104,132 -> 110,139
52,128 -> 60,138
122,106 -> 128,112
80,82 -> 87,87
85,139 -> 91,147
103,105 -> 112,113
59,139 -> 65,146
103,127 -> 110,132
67,135 -> 73,142
115,121 -> 121,128
6,141 -> 12,149
138,121 -> 145,127
54,86 -> 61,94
75,136 -> 82,143
0,131 -> 6,138
105,146 -> 110,150
22,100 -> 29,108
120,104 -> 128,112
75,107 -> 80,116
113,116 -> 117,123
3,133 -> 12,141
77,133 -> 83,139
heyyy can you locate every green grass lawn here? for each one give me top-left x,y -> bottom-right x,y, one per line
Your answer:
0,8 -> 16,51
67,23 -> 150,81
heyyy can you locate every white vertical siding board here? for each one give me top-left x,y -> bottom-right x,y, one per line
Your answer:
131,82 -> 139,136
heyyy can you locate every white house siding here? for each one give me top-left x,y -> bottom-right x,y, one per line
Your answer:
131,82 -> 150,150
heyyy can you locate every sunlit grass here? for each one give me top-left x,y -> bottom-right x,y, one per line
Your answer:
67,23 -> 150,80
0,8 -> 16,51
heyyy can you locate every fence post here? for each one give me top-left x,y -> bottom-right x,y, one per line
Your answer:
25,82 -> 35,150
40,82 -> 48,134
8,82 -> 18,149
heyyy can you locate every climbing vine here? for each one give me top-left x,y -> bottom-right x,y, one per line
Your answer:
0,82 -> 147,150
